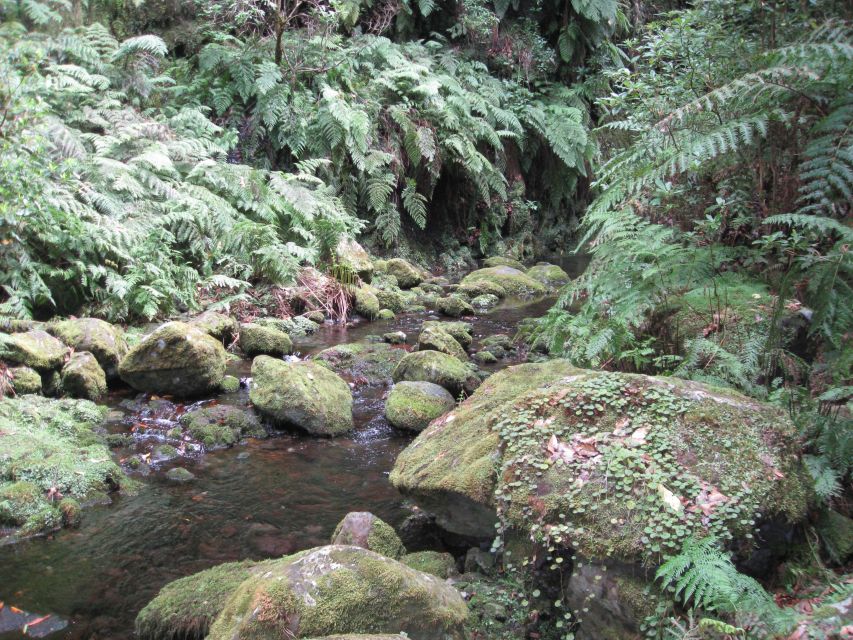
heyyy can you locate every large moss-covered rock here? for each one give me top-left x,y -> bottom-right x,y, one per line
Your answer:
50,318 -> 128,378
250,356 -> 353,436
9,366 -> 41,395
418,326 -> 468,361
354,287 -> 381,319
206,546 -> 468,639
471,294 -> 499,311
0,396 -> 126,539
188,311 -> 239,344
179,404 -> 266,449
0,330 -> 68,370
256,316 -> 318,338
385,381 -> 456,432
314,342 -> 405,386
239,323 -> 293,357
437,295 -> 474,318
336,237 -> 374,283
331,512 -> 406,559
386,258 -> 423,289
375,288 -> 406,313
392,350 -> 480,397
483,256 -> 525,270
457,279 -> 507,299
119,322 -> 226,397
391,362 -> 810,562
461,266 -> 546,298
61,351 -> 107,400
526,263 -> 570,289
421,321 -> 473,349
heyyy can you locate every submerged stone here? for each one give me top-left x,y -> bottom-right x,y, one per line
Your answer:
165,467 -> 195,483
179,404 -> 266,449
331,511 -> 406,559
119,322 -> 226,397
50,317 -> 128,378
250,356 -> 353,436
385,381 -> 456,432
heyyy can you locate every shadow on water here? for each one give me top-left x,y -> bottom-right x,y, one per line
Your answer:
0,259 -> 584,639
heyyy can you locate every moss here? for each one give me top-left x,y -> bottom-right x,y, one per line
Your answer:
0,329 -> 68,370
472,351 -> 498,365
0,481 -> 59,534
483,256 -> 525,270
437,295 -> 474,318
165,467 -> 196,482
382,331 -> 407,345
59,497 -> 82,527
314,342 -> 405,385
331,512 -> 406,559
41,369 -> 63,397
49,318 -> 129,378
471,294 -> 499,310
9,366 -> 42,395
354,287 -> 381,319
180,404 -> 265,449
385,381 -> 456,432
460,267 -> 546,298
401,551 -> 456,578
525,263 -> 570,289
375,289 -> 406,313
255,316 -> 318,337
336,237 -> 374,283
417,326 -> 468,360
385,258 -> 423,289
377,309 -> 395,320
219,375 -> 240,393
392,350 -> 480,397
421,321 -> 473,348
61,351 -> 107,400
188,311 -> 239,343
457,279 -> 507,299
118,322 -> 227,397
251,356 -> 354,436
239,323 -> 293,357
306,310 -> 326,324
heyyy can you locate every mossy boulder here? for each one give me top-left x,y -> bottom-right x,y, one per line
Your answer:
336,237 -> 374,283
472,351 -> 498,365
331,512 -> 406,559
239,323 -> 293,358
375,289 -> 406,313
386,258 -> 423,289
180,404 -> 266,449
188,311 -> 239,344
457,279 -> 507,299
0,329 -> 68,371
0,395 -> 126,538
219,375 -> 240,393
377,309 -> 396,320
418,326 -> 468,361
255,316 -> 318,338
526,263 -> 570,289
49,318 -> 128,378
206,546 -> 468,639
392,350 -> 480,397
483,256 -> 525,270
354,286 -> 381,319
437,295 -> 474,318
391,362 -> 810,562
461,267 -> 546,298
314,342 -> 405,386
421,321 -> 473,349
471,294 -> 499,311
401,551 -> 457,579
9,366 -> 42,395
119,322 -> 227,397
250,356 -> 353,436
385,381 -> 456,432
382,331 -> 407,345
61,351 -> 107,400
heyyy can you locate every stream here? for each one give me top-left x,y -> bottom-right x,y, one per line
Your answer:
0,288 -> 565,639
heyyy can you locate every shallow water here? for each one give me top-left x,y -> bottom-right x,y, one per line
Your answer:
0,290 -> 559,639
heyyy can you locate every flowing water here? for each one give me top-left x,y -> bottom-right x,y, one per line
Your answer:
0,289 -> 565,639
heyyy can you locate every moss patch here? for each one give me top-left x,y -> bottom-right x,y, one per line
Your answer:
331,512 -> 406,559
180,404 -> 266,449
239,323 -> 293,357
392,350 -> 480,397
385,381 -> 456,432
314,342 -> 405,386
401,551 -> 457,578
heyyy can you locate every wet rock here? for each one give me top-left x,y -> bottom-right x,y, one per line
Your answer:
151,444 -> 179,463
61,351 -> 107,400
219,375 -> 240,393
179,404 -> 266,449
354,286 -> 380,319
419,282 -> 445,295
401,551 -> 457,578
165,467 -> 195,483
49,318 -> 128,378
375,288 -> 406,313
437,295 -> 474,318
118,322 -> 226,397
422,321 -> 473,349
471,293 -> 499,310
188,311 -> 238,344
483,256 -> 525,270
418,325 -> 468,361
382,331 -> 407,345
386,258 -> 423,289
250,356 -> 353,436
526,262 -> 570,289
391,361 -> 810,558
255,316 -> 318,338
305,310 -> 326,324
331,511 -> 406,559
385,381 -> 456,432
336,236 -> 374,283
314,342 -> 405,385
238,323 -> 293,358
0,329 -> 68,371
8,366 -> 41,395
461,266 -> 546,298
472,350 -> 498,365
377,309 -> 396,320
398,512 -> 445,552
464,548 -> 496,575
392,350 -> 480,397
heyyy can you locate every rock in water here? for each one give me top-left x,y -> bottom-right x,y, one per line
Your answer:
238,323 -> 293,357
354,286 -> 381,319
392,350 -> 479,397
50,318 -> 128,378
421,321 -> 473,349
526,262 -> 570,289
188,311 -> 239,344
0,330 -> 68,370
331,512 -> 406,559
460,266 -> 546,298
385,381 -> 456,432
118,322 -> 226,397
250,356 -> 353,436
436,295 -> 474,318
417,325 -> 468,361
61,351 -> 107,400
386,258 -> 423,289
483,256 -> 525,270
